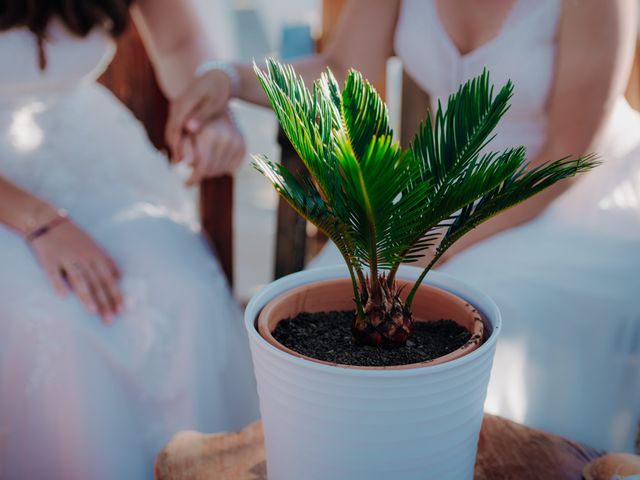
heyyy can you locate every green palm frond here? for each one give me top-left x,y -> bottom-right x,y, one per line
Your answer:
341,70 -> 391,159
317,69 -> 343,127
254,59 -> 339,201
252,155 -> 355,265
333,132 -> 410,273
442,154 -> 600,248
253,153 -> 366,312
384,76 -> 519,279
389,149 -> 526,266
404,154 -> 599,308
423,70 -> 513,188
252,58 -> 598,319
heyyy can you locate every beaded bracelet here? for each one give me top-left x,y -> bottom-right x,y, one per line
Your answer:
26,210 -> 68,243
195,60 -> 241,98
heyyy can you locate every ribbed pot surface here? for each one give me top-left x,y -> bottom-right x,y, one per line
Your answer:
244,265 -> 502,480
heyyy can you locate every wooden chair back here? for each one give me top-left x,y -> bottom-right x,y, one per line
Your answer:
98,22 -> 235,287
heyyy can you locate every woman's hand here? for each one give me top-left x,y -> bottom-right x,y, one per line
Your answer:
31,220 -> 123,324
178,110 -> 246,186
166,69 -> 234,162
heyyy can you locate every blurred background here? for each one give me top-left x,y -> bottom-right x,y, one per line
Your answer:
187,0 -> 640,303
194,0 -> 321,302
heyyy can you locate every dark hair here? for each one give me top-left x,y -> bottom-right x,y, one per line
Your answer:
0,0 -> 134,68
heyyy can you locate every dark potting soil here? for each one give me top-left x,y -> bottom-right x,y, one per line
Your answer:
272,310 -> 473,367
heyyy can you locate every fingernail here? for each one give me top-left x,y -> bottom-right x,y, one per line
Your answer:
185,119 -> 200,132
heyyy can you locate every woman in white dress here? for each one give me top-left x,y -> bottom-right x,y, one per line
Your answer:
171,0 -> 640,453
0,1 -> 258,479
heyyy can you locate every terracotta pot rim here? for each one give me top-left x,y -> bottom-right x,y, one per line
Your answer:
256,277 -> 486,371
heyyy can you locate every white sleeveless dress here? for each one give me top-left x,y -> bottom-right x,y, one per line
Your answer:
313,0 -> 640,452
0,20 -> 258,480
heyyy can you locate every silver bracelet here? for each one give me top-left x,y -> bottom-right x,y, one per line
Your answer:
195,60 -> 241,98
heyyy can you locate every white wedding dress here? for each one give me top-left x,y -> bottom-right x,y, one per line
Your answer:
0,20 -> 258,480
313,0 -> 640,452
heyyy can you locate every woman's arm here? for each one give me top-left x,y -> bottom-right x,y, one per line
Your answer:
165,0 -> 400,150
132,0 -> 247,177
237,0 -> 401,106
437,0 -> 637,262
0,176 -> 123,322
131,0 -> 215,99
0,175 -> 61,237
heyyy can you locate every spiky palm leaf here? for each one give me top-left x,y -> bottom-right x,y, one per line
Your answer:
385,76 -> 518,278
253,59 -> 598,347
404,154 -> 599,307
341,70 -> 391,158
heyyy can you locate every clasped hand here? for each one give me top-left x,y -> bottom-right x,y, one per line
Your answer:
166,68 -> 243,185
32,71 -> 241,324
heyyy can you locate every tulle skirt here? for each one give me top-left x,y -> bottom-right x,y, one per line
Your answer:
0,85 -> 259,479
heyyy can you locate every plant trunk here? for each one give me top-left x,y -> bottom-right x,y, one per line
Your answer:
352,275 -> 413,348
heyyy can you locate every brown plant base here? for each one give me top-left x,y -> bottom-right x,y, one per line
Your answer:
353,278 -> 412,348
272,310 -> 472,367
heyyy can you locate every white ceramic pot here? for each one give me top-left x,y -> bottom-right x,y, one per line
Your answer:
244,265 -> 502,480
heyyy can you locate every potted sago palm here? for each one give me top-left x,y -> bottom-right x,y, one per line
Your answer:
244,58 -> 597,480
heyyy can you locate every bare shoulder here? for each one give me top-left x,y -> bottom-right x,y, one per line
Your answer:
559,0 -> 636,35
554,0 -> 636,71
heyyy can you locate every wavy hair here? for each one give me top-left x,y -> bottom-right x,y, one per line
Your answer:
0,0 -> 134,68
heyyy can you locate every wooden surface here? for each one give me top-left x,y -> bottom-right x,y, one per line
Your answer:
155,415 -> 603,480
625,38 -> 640,111
98,21 -> 235,286
399,70 -> 431,148
274,131 -> 308,279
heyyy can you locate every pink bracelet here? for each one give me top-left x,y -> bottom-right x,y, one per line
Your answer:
26,210 -> 68,243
